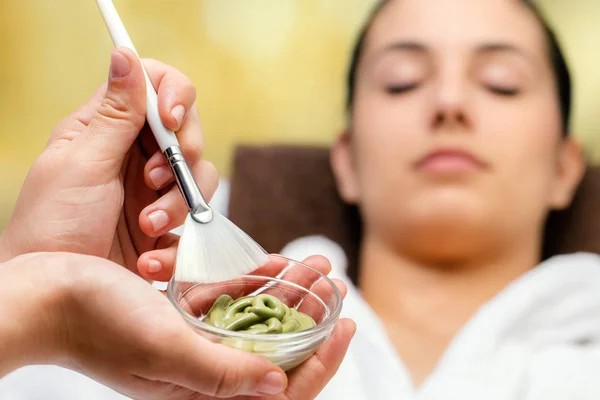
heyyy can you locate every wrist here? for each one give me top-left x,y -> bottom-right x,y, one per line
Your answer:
0,233 -> 16,263
0,253 -> 73,375
0,284 -> 29,375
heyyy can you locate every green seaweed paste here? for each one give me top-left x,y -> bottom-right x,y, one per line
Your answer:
204,293 -> 316,334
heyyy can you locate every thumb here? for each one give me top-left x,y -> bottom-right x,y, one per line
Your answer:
83,47 -> 147,164
170,334 -> 288,398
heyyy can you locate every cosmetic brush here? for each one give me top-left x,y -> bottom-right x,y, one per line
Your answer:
95,0 -> 270,283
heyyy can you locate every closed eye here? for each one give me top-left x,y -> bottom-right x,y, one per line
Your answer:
487,86 -> 520,96
386,83 -> 420,94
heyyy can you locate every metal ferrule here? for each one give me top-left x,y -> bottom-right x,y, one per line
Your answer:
164,146 -> 213,223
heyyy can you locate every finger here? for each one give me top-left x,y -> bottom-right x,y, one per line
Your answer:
59,55 -> 197,145
144,150 -> 174,191
138,71 -> 203,165
137,234 -> 179,282
283,254 -> 332,279
83,47 -> 147,165
282,319 -> 356,400
129,58 -> 199,159
137,92 -> 204,165
333,279 -> 348,299
297,279 -> 347,322
139,247 -> 289,284
139,160 -> 219,237
142,58 -> 197,132
140,102 -> 204,200
249,255 -> 292,278
263,256 -> 332,307
159,330 -> 289,397
172,102 -> 204,166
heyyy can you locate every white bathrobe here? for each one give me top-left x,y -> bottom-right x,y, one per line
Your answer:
2,236 -> 600,400
283,236 -> 600,400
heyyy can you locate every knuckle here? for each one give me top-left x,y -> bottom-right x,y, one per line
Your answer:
180,140 -> 204,164
96,93 -> 145,129
166,67 -> 194,92
101,92 -> 129,117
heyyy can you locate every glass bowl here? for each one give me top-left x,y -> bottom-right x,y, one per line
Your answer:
166,255 -> 343,371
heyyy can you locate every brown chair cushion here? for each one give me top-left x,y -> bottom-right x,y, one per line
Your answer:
227,144 -> 600,285
543,165 -> 600,259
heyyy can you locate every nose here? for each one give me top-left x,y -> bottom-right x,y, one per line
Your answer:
430,71 -> 472,131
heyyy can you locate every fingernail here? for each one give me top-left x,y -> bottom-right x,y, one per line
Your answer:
148,210 -> 169,233
110,51 -> 131,80
171,105 -> 185,127
147,259 -> 163,274
149,166 -> 171,189
257,371 -> 286,395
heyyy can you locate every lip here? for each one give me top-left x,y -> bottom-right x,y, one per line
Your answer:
414,147 -> 488,173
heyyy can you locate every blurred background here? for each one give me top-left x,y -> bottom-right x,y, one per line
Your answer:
0,0 -> 599,230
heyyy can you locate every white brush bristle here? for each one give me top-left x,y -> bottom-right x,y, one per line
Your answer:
174,210 -> 270,283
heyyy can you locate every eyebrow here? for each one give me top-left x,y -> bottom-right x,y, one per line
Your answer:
475,43 -> 532,61
379,41 -> 427,55
373,40 -> 534,65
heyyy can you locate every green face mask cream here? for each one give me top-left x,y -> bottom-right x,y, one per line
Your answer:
204,293 -> 316,334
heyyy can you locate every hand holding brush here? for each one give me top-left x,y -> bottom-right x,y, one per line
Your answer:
0,3 -> 267,285
0,50 -> 212,279
96,0 -> 270,284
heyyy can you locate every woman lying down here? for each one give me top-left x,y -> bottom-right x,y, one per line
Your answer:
287,0 -> 600,399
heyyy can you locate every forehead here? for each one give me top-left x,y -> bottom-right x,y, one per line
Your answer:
364,0 -> 548,60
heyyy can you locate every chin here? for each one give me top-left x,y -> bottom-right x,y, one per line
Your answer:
382,197 -> 493,264
411,189 -> 485,223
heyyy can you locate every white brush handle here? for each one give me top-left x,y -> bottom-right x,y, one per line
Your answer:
95,0 -> 178,152
95,0 -> 213,222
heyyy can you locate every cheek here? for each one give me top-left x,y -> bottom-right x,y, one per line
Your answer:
351,93 -> 428,188
476,98 -> 561,209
